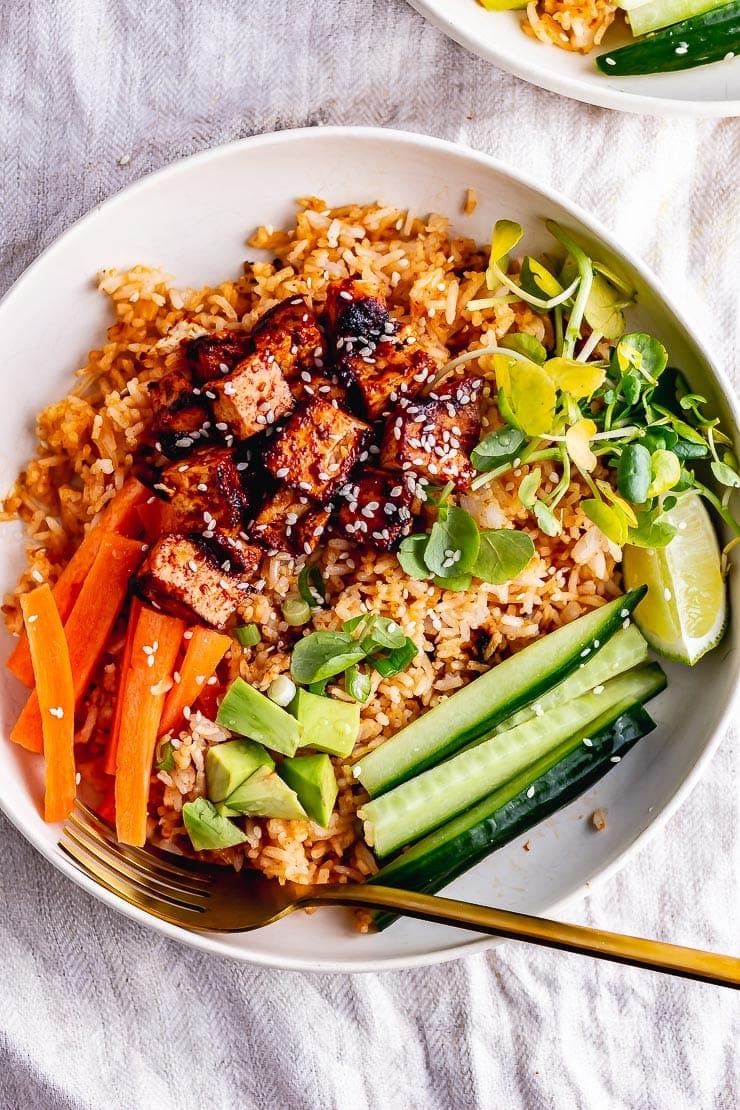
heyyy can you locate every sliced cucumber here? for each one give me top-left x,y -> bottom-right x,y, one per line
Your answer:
355,588 -> 646,797
369,700 -> 657,929
358,663 -> 665,858
628,0 -> 721,37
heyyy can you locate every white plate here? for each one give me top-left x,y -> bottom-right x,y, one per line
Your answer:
0,127 -> 738,972
408,0 -> 740,115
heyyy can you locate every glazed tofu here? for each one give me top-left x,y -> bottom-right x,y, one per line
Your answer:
264,397 -> 370,501
252,297 -> 324,382
336,327 -> 437,420
324,278 -> 390,342
136,534 -> 253,629
156,447 -> 249,533
334,468 -> 414,551
184,329 -> 253,384
207,351 -> 295,439
251,487 -> 331,556
380,376 -> 484,491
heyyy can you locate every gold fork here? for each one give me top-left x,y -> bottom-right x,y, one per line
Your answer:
60,802 -> 739,987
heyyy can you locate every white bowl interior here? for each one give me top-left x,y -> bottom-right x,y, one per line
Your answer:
408,0 -> 740,116
0,128 -> 737,971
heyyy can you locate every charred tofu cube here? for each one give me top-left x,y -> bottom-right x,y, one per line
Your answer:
147,366 -> 212,459
334,468 -> 414,551
380,377 -> 484,491
264,397 -> 370,501
251,487 -> 331,556
207,351 -> 294,439
324,278 -> 390,342
337,328 -> 437,420
184,329 -> 252,384
157,447 -> 249,533
136,534 -> 252,629
252,297 -> 324,381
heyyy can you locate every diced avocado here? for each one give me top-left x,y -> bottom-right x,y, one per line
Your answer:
224,764 -> 307,820
279,754 -> 338,828
289,688 -> 360,757
216,676 -> 302,756
182,797 -> 247,851
206,739 -> 275,803
215,802 -> 241,818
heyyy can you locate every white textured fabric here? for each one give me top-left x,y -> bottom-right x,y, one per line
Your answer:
1,3 -> 738,1108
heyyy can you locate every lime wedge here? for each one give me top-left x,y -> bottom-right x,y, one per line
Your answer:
622,493 -> 727,665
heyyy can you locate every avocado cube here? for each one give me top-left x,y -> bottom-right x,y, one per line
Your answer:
215,802 -> 241,818
224,765 -> 307,820
182,798 -> 247,852
206,739 -> 275,804
290,688 -> 360,757
279,754 -> 338,828
216,676 -> 302,756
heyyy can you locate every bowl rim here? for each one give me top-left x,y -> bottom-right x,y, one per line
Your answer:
406,0 -> 740,118
1,125 -> 738,972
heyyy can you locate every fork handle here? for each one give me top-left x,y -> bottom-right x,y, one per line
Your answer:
301,885 -> 740,989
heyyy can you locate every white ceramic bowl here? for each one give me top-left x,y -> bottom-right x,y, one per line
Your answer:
0,127 -> 737,972
408,0 -> 740,116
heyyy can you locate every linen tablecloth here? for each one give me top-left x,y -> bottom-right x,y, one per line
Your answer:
1,2 -> 738,1107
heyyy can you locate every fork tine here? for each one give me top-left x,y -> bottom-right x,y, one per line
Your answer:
72,800 -> 213,886
65,815 -> 211,905
61,824 -> 207,913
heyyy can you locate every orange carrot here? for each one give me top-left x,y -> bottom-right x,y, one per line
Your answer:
19,585 -> 76,823
114,607 -> 184,846
134,497 -> 166,544
158,626 -> 231,738
10,534 -> 145,753
8,477 -> 148,686
103,596 -> 143,775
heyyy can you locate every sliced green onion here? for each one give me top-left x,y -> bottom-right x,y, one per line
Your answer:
298,564 -> 327,609
233,623 -> 261,648
283,597 -> 312,626
267,675 -> 298,707
154,738 -> 175,771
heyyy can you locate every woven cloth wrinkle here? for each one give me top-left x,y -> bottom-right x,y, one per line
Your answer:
0,2 -> 738,1109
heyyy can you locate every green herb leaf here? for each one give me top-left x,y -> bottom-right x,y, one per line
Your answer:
672,437 -> 708,461
397,534 -> 432,579
616,334 -> 668,383
582,498 -> 629,546
499,332 -> 547,365
298,564 -> 327,608
518,467 -> 541,509
533,500 -> 562,537
363,617 -> 407,651
711,460 -> 740,489
473,529 -> 535,585
617,442 -> 652,504
471,425 -> 526,472
433,573 -> 473,592
425,505 -> 481,578
491,220 -> 523,265
627,511 -> 678,549
621,371 -> 641,406
233,623 -> 261,648
291,631 -> 367,685
346,664 -> 372,703
646,449 -> 681,499
519,256 -> 563,302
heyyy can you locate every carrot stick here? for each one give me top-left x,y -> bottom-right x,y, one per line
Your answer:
114,607 -> 184,846
158,626 -> 231,738
20,585 -> 76,823
103,597 -> 143,776
10,534 -> 146,753
8,477 -> 149,686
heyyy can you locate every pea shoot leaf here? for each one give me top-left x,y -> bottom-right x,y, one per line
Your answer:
473,529 -> 535,585
425,505 -> 480,578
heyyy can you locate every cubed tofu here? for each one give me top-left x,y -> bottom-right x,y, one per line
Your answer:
336,328 -> 437,420
147,365 -> 213,459
156,447 -> 249,533
184,329 -> 253,384
252,297 -> 324,381
207,351 -> 295,439
334,468 -> 414,551
264,397 -> 370,501
324,278 -> 390,342
136,534 -> 253,629
251,487 -> 331,556
379,376 -> 484,491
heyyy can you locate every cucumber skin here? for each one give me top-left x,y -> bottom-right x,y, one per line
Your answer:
357,587 -> 647,797
370,701 -> 656,930
596,1 -> 740,74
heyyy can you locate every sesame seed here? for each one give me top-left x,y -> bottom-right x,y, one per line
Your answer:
620,608 -> 630,618
48,706 -> 64,719
526,785 -> 535,799
195,674 -> 206,686
582,737 -> 593,747
610,756 -> 621,763
183,629 -> 193,640
593,684 -> 605,695
31,569 -> 44,583
27,614 -> 39,624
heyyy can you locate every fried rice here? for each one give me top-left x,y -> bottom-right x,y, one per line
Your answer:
1,196 -> 622,889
